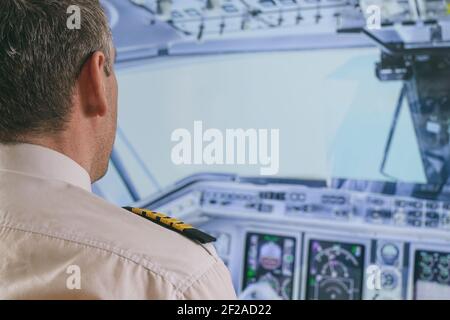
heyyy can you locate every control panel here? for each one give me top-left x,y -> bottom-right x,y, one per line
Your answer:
135,176 -> 450,300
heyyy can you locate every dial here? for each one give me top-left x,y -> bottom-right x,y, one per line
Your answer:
317,278 -> 353,300
380,243 -> 400,265
381,270 -> 398,290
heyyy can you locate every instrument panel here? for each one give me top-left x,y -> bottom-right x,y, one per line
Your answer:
135,175 -> 450,300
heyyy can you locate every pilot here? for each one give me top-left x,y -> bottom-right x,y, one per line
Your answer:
0,0 -> 236,300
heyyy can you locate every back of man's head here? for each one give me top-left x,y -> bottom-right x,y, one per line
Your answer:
0,0 -> 112,143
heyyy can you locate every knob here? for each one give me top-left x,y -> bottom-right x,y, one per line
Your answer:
381,270 -> 398,290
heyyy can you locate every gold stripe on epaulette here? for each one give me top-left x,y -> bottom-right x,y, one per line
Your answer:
123,207 -> 216,244
171,222 -> 194,231
129,207 -> 194,230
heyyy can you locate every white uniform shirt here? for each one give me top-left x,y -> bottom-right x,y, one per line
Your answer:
0,143 -> 237,300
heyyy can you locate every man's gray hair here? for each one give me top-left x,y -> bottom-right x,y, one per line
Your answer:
0,0 -> 113,143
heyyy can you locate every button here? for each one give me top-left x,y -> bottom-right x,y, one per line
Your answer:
425,220 -> 439,228
258,203 -> 273,213
393,211 -> 406,225
426,212 -> 439,220
441,214 -> 450,228
395,200 -> 407,207
367,197 -> 385,206
407,219 -> 422,227
368,209 -> 392,221
408,211 -> 423,219
426,202 -> 439,210
290,192 -> 306,201
409,201 -> 423,209
335,210 -> 350,218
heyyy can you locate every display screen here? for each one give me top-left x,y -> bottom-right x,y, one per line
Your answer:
242,232 -> 296,300
414,250 -> 450,300
306,239 -> 365,300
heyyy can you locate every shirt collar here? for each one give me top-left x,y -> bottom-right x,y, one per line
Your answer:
0,143 -> 92,192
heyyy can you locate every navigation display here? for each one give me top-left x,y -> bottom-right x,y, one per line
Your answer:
306,239 -> 365,300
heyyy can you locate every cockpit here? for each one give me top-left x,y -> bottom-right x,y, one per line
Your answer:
95,0 -> 450,300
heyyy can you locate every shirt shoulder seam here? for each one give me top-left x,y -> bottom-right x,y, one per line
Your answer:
0,223 -> 183,290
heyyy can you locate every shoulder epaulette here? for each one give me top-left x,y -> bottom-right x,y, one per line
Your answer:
123,207 -> 216,244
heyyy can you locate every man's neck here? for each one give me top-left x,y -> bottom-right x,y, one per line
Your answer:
22,134 -> 94,181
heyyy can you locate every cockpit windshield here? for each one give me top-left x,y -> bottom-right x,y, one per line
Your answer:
95,47 -> 427,204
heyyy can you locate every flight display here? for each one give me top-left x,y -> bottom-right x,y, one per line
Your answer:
306,239 -> 365,300
414,249 -> 450,300
242,232 -> 297,300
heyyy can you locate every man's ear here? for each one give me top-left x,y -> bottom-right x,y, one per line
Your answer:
77,51 -> 109,117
